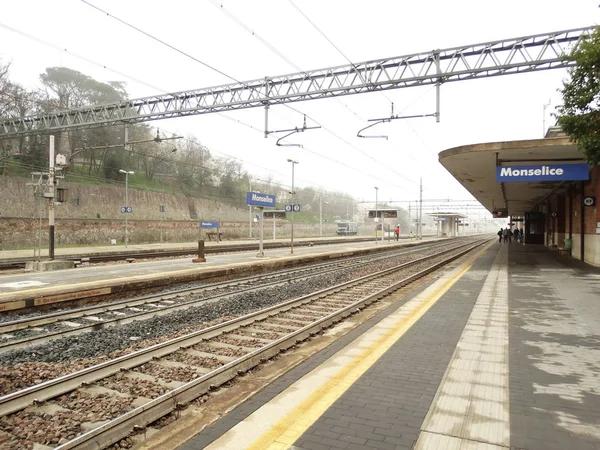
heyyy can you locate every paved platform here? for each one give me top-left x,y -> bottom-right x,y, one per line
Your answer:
0,236 -> 440,310
0,235 -> 424,261
177,243 -> 600,450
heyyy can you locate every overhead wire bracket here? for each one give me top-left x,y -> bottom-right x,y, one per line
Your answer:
266,115 -> 321,148
357,103 -> 437,140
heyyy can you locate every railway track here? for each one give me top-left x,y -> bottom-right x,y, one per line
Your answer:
0,240 -> 457,354
0,238 -> 489,450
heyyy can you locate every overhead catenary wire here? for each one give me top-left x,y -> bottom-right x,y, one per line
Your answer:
0,20 -> 331,191
1,5 -> 420,196
73,0 -> 418,192
78,0 -> 419,192
78,0 -> 416,190
206,0 -> 419,189
288,0 -> 439,161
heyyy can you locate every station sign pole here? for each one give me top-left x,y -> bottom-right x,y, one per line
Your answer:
374,186 -> 378,244
48,136 -> 55,259
258,207 -> 265,257
246,192 -> 276,258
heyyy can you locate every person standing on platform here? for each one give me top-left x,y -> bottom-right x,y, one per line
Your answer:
394,225 -> 400,241
520,227 -> 524,244
513,228 -> 520,244
498,228 -> 503,244
507,228 -> 513,243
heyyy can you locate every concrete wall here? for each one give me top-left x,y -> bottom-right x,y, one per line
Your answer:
0,176 -> 342,249
0,175 -> 246,221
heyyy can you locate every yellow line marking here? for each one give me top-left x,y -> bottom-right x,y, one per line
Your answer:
247,247 -> 487,450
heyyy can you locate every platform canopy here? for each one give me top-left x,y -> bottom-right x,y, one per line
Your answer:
438,129 -> 587,216
428,212 -> 467,220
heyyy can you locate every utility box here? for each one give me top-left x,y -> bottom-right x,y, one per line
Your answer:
56,188 -> 68,203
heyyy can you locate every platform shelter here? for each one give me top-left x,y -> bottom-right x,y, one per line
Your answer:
428,212 -> 467,238
439,128 -> 600,266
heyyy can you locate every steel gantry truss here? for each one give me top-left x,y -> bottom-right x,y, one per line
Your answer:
0,26 -> 592,139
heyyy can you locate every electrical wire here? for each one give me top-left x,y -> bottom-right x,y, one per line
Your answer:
206,0 -> 419,188
1,6 -> 416,195
80,0 -> 419,190
73,1 -> 415,191
0,21 -> 166,93
288,0 -> 438,162
80,0 -> 241,86
287,0 -> 393,104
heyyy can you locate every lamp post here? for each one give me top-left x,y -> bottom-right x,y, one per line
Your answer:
287,159 -> 299,254
374,186 -> 379,244
320,194 -> 323,237
119,169 -> 134,247
319,195 -> 329,237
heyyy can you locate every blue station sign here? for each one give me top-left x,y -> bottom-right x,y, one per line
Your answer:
246,192 -> 276,207
200,221 -> 219,228
496,164 -> 589,182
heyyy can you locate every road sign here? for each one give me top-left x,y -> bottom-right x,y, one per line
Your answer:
200,221 -> 219,228
121,206 -> 133,213
247,192 -> 276,207
285,204 -> 301,212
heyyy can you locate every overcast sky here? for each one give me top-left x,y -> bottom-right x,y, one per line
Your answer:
1,0 -> 597,215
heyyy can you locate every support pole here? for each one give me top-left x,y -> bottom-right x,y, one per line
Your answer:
48,135 -> 55,260
287,160 -> 298,254
419,178 -> 423,239
435,51 -> 441,123
249,181 -> 253,239
374,187 -> 379,244
257,207 -> 265,257
125,174 -> 129,248
319,194 -> 323,237
409,201 -> 412,238
580,180 -> 585,262
264,77 -> 270,138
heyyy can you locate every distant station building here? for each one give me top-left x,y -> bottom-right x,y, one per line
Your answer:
428,212 -> 467,238
439,127 -> 600,266
367,209 -> 398,235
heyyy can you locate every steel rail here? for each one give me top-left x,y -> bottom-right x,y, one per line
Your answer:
53,238 -> 489,450
0,238 -> 487,418
0,240 -> 442,334
0,242 -> 441,352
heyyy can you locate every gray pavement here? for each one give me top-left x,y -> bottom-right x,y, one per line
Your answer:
178,243 -> 600,450
0,236 -> 434,300
508,244 -> 600,450
0,235 -> 420,261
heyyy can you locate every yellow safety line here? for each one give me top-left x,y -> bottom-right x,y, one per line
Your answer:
248,247 -> 488,450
